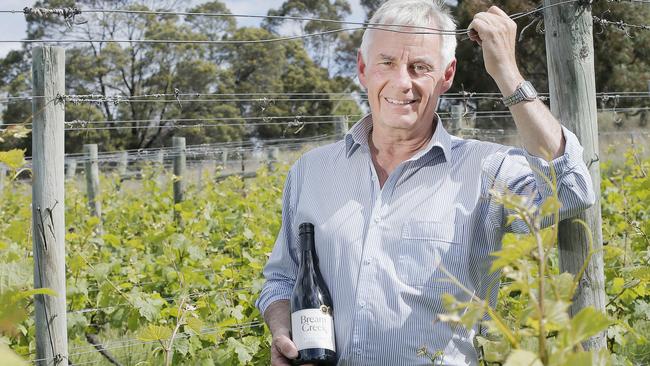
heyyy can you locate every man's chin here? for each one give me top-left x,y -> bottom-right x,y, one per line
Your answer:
376,117 -> 420,130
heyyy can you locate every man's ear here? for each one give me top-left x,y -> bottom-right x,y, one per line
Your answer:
440,58 -> 457,94
357,50 -> 368,89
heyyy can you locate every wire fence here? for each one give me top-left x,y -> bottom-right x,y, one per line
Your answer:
3,90 -> 650,105
0,0 -> 644,48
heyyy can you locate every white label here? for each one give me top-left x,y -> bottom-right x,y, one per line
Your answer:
291,308 -> 336,352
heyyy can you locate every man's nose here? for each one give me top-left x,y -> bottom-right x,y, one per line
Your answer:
392,64 -> 413,91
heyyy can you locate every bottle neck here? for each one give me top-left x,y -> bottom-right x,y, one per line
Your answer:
299,232 -> 317,266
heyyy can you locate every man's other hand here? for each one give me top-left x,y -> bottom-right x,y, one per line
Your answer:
468,6 -> 520,85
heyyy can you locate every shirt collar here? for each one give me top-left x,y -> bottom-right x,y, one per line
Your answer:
344,113 -> 452,163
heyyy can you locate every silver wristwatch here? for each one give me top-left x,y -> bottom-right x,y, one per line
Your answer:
502,80 -> 538,107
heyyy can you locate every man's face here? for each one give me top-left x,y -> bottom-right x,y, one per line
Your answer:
358,28 -> 456,134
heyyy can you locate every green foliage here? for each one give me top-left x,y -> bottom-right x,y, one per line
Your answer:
1,162 -> 287,364
0,182 -> 56,365
435,163 -> 615,365
430,149 -> 650,365
0,149 -> 29,182
1,147 -> 649,364
0,149 -> 25,170
600,149 -> 650,365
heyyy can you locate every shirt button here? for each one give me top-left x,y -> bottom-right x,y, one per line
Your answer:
363,258 -> 371,265
359,300 -> 366,307
373,215 -> 380,223
355,348 -> 362,355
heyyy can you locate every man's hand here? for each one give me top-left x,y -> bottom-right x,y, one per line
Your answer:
468,5 -> 565,158
264,300 -> 316,366
468,6 -> 522,92
271,333 -> 299,366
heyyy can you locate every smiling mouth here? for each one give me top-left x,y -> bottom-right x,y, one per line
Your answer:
384,97 -> 417,105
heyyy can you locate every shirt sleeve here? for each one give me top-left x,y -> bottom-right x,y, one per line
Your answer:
255,166 -> 300,315
493,126 -> 596,233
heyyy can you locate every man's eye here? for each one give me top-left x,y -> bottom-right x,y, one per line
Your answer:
413,64 -> 431,72
380,61 -> 393,66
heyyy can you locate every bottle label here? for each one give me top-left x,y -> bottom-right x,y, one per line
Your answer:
291,308 -> 336,352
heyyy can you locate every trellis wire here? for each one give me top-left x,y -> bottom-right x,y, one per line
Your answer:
2,90 -> 650,105
31,321 -> 265,364
4,103 -> 649,132
0,0 -> 586,46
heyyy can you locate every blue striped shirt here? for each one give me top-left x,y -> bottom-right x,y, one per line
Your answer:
256,114 -> 595,365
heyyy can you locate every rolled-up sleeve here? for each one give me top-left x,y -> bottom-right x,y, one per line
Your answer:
495,126 -> 596,233
255,167 -> 300,315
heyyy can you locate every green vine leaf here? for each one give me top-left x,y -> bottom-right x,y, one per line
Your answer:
138,324 -> 172,342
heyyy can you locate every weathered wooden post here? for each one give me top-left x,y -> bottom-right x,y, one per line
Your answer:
267,147 -> 280,171
448,104 -> 464,135
335,116 -> 349,138
197,159 -> 206,191
237,148 -> 243,174
221,149 -> 228,171
32,46 -> 68,366
65,158 -> 76,180
544,0 -> 606,350
117,151 -> 128,177
84,144 -> 101,219
156,149 -> 165,170
173,137 -> 186,204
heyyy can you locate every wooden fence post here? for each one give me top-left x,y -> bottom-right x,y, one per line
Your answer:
84,144 -> 102,219
32,45 -> 68,366
221,149 -> 228,171
335,116 -> 349,138
240,148 -> 245,174
448,104 -> 464,135
197,160 -> 206,191
267,147 -> 279,171
544,0 -> 606,350
173,137 -> 186,204
156,149 -> 165,170
65,158 -> 77,180
155,149 -> 165,187
117,151 -> 128,177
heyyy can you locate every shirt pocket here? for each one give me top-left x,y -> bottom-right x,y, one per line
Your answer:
396,221 -> 465,288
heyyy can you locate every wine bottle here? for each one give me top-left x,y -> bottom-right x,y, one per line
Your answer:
290,222 -> 337,365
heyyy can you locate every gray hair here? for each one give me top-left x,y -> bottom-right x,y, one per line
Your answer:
360,0 -> 457,67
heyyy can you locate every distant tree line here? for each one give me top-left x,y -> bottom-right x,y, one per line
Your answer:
1,0 -> 647,153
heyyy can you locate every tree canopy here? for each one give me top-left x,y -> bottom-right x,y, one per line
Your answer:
1,0 -> 648,152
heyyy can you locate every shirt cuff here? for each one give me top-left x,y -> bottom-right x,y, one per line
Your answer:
522,126 -> 584,193
255,281 -> 293,316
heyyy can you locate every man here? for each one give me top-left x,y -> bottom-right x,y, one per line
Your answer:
256,0 -> 595,365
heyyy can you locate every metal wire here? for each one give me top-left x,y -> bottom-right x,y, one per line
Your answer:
31,321 -> 265,363
1,0 -> 590,46
3,91 -> 650,105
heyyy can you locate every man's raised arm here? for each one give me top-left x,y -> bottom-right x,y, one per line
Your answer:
469,6 -> 565,159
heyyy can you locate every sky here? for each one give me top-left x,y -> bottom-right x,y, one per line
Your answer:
0,0 -> 366,57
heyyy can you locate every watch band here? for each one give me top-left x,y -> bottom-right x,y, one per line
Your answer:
502,80 -> 537,107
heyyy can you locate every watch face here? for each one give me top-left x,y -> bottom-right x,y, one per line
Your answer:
521,82 -> 537,100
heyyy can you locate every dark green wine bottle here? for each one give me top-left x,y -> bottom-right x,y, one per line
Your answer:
290,223 -> 337,365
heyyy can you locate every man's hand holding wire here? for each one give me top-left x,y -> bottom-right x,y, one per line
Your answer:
468,6 -> 523,94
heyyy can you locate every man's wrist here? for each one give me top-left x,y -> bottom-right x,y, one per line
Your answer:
263,299 -> 292,336
495,73 -> 525,97
502,81 -> 538,108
